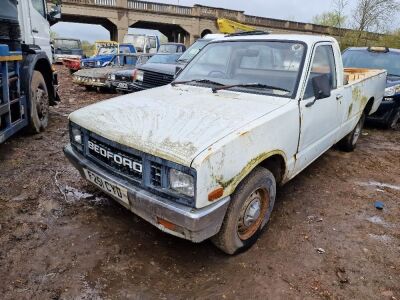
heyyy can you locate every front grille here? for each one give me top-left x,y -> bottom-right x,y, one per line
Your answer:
150,162 -> 162,187
142,70 -> 174,87
115,74 -> 133,82
87,137 -> 143,181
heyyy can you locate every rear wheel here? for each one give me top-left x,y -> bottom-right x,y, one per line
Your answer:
211,167 -> 276,255
28,71 -> 49,133
338,113 -> 365,152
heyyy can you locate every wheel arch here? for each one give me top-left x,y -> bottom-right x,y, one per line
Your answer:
364,97 -> 375,115
221,150 -> 287,196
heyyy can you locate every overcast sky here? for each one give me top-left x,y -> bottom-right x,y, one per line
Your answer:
53,0 -> 358,43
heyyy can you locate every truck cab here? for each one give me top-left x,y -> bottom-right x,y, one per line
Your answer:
53,38 -> 83,63
123,34 -> 160,54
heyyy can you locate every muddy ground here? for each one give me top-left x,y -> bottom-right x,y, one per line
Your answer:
0,65 -> 399,300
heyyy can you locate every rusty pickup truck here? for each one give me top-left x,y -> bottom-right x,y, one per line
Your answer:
64,34 -> 386,254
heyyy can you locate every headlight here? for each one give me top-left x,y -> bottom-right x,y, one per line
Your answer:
135,70 -> 144,82
384,84 -> 400,97
81,62 -> 85,67
71,127 -> 82,145
96,61 -> 101,66
169,169 -> 194,197
92,78 -> 96,82
110,74 -> 116,81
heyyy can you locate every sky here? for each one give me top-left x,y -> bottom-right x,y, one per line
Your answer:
52,0 -> 358,43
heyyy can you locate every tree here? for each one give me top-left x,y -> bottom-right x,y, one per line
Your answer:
313,12 -> 346,27
312,0 -> 348,28
352,0 -> 399,32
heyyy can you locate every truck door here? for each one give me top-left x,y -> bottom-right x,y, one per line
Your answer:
296,43 -> 342,170
28,0 -> 52,61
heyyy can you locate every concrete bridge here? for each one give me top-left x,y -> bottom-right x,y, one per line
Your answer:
50,0 -> 363,45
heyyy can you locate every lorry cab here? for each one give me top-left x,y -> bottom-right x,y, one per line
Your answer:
53,38 -> 83,63
17,0 -> 60,63
123,34 -> 160,54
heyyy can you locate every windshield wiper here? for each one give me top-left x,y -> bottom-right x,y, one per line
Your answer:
171,79 -> 224,87
212,83 -> 290,94
387,73 -> 400,78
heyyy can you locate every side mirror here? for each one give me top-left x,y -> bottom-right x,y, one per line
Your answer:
48,4 -> 62,25
312,74 -> 331,100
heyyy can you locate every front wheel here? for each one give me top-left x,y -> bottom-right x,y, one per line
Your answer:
211,167 -> 276,255
28,71 -> 49,133
338,113 -> 365,152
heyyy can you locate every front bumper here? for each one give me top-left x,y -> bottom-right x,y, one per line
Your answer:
54,54 -> 81,63
63,144 -> 230,242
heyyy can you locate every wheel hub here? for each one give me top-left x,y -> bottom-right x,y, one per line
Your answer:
243,198 -> 261,227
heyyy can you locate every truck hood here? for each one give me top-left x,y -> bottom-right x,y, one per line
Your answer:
139,63 -> 177,75
69,85 -> 291,166
75,66 -> 132,78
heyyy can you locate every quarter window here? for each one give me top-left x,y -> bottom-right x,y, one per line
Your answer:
304,45 -> 337,99
32,0 -> 46,17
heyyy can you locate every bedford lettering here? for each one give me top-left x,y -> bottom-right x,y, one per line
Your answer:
88,141 -> 142,173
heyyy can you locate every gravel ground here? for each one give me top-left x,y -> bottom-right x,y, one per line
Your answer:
0,65 -> 399,300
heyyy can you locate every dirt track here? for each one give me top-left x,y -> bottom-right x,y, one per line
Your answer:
0,65 -> 399,299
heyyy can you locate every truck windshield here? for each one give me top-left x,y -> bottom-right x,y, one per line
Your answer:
98,47 -> 118,55
54,39 -> 81,50
177,39 -> 209,62
147,54 -> 181,64
176,41 -> 306,97
342,49 -> 400,77
124,35 -> 145,51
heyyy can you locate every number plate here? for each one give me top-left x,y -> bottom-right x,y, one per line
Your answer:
84,169 -> 129,205
117,82 -> 128,89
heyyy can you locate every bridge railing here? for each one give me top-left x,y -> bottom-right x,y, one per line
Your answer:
127,0 -> 192,15
62,0 -> 116,6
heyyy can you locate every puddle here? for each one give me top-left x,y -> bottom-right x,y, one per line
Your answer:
357,181 -> 400,191
368,234 -> 394,245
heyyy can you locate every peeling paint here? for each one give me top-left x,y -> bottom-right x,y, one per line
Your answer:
215,150 -> 286,194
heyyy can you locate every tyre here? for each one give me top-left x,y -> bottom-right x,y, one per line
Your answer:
386,109 -> 400,129
28,71 -> 49,133
338,113 -> 365,152
211,167 -> 276,255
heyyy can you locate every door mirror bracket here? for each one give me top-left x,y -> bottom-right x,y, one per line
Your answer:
305,74 -> 331,107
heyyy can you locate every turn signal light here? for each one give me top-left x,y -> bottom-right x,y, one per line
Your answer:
157,218 -> 177,231
208,187 -> 224,202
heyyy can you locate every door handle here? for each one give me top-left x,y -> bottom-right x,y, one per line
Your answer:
336,94 -> 343,101
32,29 -> 39,33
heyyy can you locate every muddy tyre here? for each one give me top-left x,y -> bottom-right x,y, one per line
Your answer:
338,113 -> 365,152
211,167 -> 276,255
28,71 -> 49,133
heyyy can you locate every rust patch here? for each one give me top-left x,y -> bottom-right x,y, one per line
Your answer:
215,150 -> 286,195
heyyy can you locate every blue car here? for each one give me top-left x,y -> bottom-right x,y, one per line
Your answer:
343,47 -> 400,129
81,44 -> 136,69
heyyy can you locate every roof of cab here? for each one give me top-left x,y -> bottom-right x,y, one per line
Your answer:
212,33 -> 337,45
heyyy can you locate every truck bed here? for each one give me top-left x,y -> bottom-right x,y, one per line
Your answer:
344,68 -> 384,84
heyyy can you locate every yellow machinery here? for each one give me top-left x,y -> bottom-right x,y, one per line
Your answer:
217,18 -> 256,34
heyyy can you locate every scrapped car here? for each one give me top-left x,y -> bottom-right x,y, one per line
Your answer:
80,42 -> 136,69
106,54 -> 153,92
158,43 -> 186,54
65,34 -> 385,254
343,46 -> 400,128
73,53 -> 139,91
53,38 -> 83,63
131,53 -> 181,90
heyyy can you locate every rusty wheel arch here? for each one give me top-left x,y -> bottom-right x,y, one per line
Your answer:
259,154 -> 286,186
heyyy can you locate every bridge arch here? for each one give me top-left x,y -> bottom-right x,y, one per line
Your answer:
130,20 -> 190,44
200,29 -> 213,38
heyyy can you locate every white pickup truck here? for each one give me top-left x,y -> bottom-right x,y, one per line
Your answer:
64,34 -> 386,254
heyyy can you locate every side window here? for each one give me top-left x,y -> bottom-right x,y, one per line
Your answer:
149,37 -> 157,49
31,0 -> 46,17
304,45 -> 337,99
